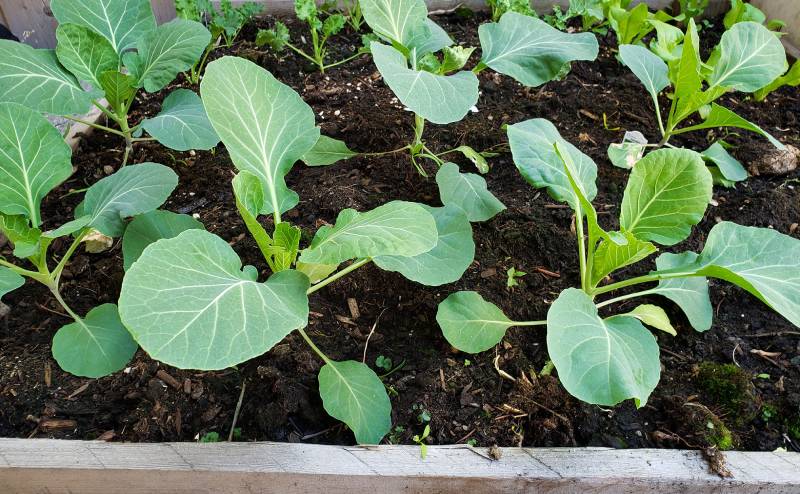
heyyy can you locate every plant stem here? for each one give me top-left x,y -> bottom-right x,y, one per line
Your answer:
307,258 -> 372,295
286,42 -> 322,68
52,232 -> 88,286
297,327 -> 332,364
323,51 -> 363,71
591,270 -> 698,296
595,289 -> 657,309
412,114 -> 425,149
119,117 -> 134,167
0,259 -> 49,283
513,320 -> 548,327
574,207 -> 588,292
228,379 -> 246,442
63,116 -> 126,137
360,145 -> 411,157
48,284 -> 82,323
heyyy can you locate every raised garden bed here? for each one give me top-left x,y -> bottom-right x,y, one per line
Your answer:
1,1 -> 799,491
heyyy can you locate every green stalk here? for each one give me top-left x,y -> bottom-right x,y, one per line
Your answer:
297,327 -> 333,364
63,116 -> 126,138
322,51 -> 363,71
513,320 -> 548,327
574,205 -> 588,293
307,258 -> 372,295
52,231 -> 88,286
48,284 -> 83,324
591,270 -> 699,296
0,259 -> 49,284
595,289 -> 657,309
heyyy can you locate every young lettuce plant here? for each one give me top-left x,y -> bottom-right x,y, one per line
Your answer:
256,0 -> 360,73
176,0 -> 263,84
118,56 -> 502,445
340,0 -> 597,174
0,0 -> 220,166
0,102 -> 179,378
437,118 -> 800,407
613,19 -> 788,185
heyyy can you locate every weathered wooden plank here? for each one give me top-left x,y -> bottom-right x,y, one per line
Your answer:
0,439 -> 798,494
3,0 -> 745,49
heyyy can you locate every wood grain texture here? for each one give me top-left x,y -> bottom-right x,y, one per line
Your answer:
2,0 -> 754,48
752,0 -> 800,50
1,439 -> 799,493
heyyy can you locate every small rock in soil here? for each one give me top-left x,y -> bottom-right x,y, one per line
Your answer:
748,144 -> 799,176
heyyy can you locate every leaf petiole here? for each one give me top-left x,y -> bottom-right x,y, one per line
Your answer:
307,258 -> 372,295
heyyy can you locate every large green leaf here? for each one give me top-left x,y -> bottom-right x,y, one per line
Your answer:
371,42 -> 479,125
123,19 -> 210,93
51,304 -> 138,378
51,0 -> 157,54
649,252 -> 712,332
0,41 -> 95,115
299,201 -> 437,265
435,162 -> 505,222
506,118 -> 597,210
318,360 -> 392,445
122,210 -> 204,270
141,89 -> 220,151
693,222 -> 800,328
0,267 -> 25,301
709,22 -> 787,93
81,163 -> 178,238
360,0 -> 428,46
547,288 -> 660,407
619,44 -> 669,115
55,24 -> 119,89
0,103 -> 73,227
478,12 -> 598,87
437,291 -> 513,353
591,231 -> 657,286
701,142 -> 747,182
620,149 -> 712,246
374,205 -> 473,286
119,229 -> 311,370
676,104 -> 784,149
201,56 -> 320,215
405,19 -> 454,58
302,136 -> 357,167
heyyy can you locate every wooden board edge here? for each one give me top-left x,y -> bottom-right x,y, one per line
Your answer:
0,440 -> 798,494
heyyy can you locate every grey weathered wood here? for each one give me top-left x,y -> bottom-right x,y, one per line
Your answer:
1,0 -> 756,49
0,439 -> 798,494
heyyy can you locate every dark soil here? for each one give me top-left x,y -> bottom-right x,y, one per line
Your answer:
1,13 -> 799,452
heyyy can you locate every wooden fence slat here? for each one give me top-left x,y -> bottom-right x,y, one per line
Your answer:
0,439 -> 799,493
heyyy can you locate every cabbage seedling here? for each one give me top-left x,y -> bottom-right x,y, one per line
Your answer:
346,1 -> 598,174
437,118 -> 800,407
176,0 -> 263,83
613,20 -> 788,184
0,0 -> 220,166
118,56 -> 503,445
0,102 -> 178,378
256,0 -> 361,73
